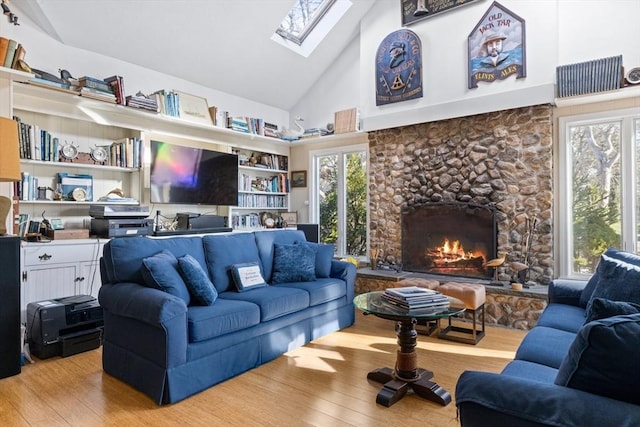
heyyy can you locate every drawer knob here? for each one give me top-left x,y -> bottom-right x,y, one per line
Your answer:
38,253 -> 52,261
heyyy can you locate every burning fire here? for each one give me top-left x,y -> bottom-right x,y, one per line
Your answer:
428,238 -> 483,264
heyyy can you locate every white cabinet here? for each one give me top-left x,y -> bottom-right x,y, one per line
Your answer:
20,239 -> 105,322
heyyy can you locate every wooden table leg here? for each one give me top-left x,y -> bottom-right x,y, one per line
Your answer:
367,319 -> 451,407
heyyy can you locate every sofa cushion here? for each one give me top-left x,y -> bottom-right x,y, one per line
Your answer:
536,303 -> 586,334
254,229 -> 307,282
271,243 -> 317,284
501,360 -> 559,384
219,286 -> 309,322
187,299 -> 260,343
515,326 -> 577,369
587,251 -> 640,311
202,233 -> 262,294
585,297 -> 640,323
302,242 -> 334,278
231,262 -> 268,292
103,236 -> 207,285
274,277 -> 346,306
555,313 -> 640,405
178,254 -> 218,306
580,248 -> 640,308
141,250 -> 191,305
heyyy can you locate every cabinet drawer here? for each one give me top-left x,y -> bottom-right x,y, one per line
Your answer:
23,243 -> 103,266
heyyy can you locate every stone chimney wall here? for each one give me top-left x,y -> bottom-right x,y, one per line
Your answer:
368,104 -> 554,285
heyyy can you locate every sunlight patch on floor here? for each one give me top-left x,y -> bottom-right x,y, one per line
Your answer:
417,340 -> 517,360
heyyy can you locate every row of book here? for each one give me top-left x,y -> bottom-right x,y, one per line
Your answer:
237,193 -> 287,208
0,37 -> 26,70
14,116 -> 61,162
209,106 -> 280,138
239,173 -> 289,194
238,152 -> 288,171
231,213 -> 262,229
109,137 -> 143,169
381,286 -> 450,311
17,172 -> 40,201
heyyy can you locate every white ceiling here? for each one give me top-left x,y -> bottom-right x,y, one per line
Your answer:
16,0 -> 376,112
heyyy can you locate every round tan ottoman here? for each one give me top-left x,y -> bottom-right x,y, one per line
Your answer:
437,281 -> 486,344
396,277 -> 440,290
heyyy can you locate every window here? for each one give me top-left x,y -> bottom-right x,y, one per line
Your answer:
276,0 -> 336,45
558,108 -> 639,279
272,0 -> 350,57
310,144 -> 368,258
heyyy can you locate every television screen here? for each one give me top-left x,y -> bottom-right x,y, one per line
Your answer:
150,140 -> 238,205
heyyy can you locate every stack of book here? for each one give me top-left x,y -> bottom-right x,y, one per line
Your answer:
77,76 -> 117,103
382,286 -> 450,311
126,93 -> 159,112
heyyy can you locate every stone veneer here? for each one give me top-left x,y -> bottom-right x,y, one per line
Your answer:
368,104 -> 554,286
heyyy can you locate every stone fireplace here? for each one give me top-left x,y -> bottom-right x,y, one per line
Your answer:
402,202 -> 496,280
368,104 -> 554,286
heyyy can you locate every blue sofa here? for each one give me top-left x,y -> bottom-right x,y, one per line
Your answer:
456,248 -> 640,427
98,229 -> 355,405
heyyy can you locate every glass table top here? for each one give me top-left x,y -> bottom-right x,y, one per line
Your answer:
353,291 -> 465,321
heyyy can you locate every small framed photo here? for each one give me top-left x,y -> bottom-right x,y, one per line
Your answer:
291,170 -> 307,188
281,212 -> 297,228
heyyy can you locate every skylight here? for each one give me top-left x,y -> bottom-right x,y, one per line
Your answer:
272,0 -> 351,58
276,0 -> 337,45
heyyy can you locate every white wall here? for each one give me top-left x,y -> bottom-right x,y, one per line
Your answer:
1,12 -> 290,127
294,0 -> 640,132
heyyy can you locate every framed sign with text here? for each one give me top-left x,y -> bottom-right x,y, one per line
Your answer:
401,0 -> 482,26
468,1 -> 526,89
375,29 -> 423,106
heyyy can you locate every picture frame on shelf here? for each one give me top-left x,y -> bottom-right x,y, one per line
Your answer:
174,91 -> 213,126
291,170 -> 307,188
281,212 -> 297,228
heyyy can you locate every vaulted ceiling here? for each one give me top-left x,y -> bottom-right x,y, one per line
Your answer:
16,0 -> 377,111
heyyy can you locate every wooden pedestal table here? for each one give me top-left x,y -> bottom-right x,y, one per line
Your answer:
353,291 -> 465,407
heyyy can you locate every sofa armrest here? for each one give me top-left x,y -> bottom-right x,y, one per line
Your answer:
456,371 -> 640,427
330,260 -> 356,302
98,282 -> 188,367
547,279 -> 588,306
99,282 -> 187,325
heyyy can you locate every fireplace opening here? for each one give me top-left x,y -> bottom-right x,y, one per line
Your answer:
401,202 -> 497,280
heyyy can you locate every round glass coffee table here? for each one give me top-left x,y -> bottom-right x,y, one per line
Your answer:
353,291 -> 465,407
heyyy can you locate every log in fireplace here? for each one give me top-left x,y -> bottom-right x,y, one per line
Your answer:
401,202 -> 497,280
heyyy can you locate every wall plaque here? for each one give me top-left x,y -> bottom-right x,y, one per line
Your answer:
375,29 -> 423,106
468,1 -> 526,89
401,0 -> 482,26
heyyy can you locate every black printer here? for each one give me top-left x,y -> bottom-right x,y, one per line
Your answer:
27,294 -> 104,359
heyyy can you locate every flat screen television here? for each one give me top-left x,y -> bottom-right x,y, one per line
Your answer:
149,140 -> 238,205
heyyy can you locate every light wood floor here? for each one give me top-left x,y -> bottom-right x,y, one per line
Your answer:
0,312 -> 525,427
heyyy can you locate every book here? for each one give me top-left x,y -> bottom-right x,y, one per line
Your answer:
0,37 -> 10,66
11,43 -> 25,69
3,39 -> 18,68
104,75 -> 125,105
382,286 -> 449,310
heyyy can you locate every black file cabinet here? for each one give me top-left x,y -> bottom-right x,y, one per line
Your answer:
0,236 -> 20,378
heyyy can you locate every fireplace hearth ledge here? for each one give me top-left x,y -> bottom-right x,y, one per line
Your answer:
355,268 -> 548,330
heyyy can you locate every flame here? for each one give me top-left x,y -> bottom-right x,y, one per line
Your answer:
432,238 -> 481,263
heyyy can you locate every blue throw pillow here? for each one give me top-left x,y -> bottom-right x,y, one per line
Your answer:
555,314 -> 640,405
580,248 -> 640,308
231,262 -> 268,292
585,297 -> 640,323
178,254 -> 218,305
141,250 -> 191,305
271,243 -> 316,284
300,242 -> 334,278
586,251 -> 640,312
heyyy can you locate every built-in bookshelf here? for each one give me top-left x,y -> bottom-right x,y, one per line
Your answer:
231,147 -> 290,230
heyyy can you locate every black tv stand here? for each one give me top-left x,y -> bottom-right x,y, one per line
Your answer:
153,227 -> 232,237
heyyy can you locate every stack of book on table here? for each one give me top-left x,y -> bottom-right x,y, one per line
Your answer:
382,286 -> 450,311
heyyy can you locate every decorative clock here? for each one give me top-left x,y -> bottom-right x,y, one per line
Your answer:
626,67 -> 640,85
59,141 -> 78,160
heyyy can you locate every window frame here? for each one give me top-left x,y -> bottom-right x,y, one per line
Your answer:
557,107 -> 639,279
308,142 -> 369,258
275,0 -> 337,46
